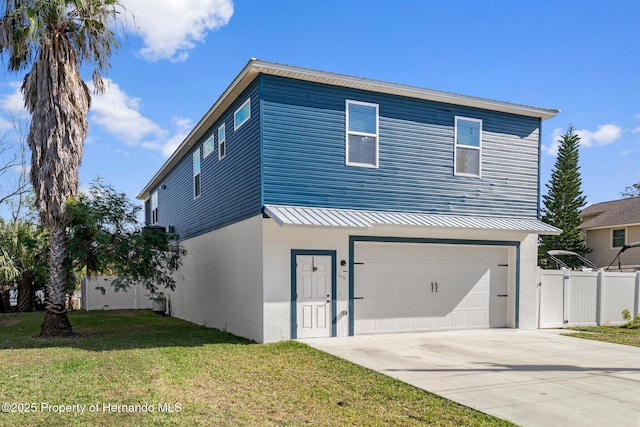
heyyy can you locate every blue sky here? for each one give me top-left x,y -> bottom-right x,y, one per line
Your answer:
0,0 -> 638,219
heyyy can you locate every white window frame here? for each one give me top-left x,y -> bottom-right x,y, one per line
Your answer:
150,190 -> 158,225
193,149 -> 201,199
203,133 -> 215,158
346,100 -> 379,168
218,123 -> 226,160
611,227 -> 627,248
454,116 -> 482,178
234,98 -> 251,131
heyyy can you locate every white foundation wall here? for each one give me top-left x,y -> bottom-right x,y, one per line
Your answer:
167,215 -> 264,342
262,218 -> 538,342
518,234 -> 540,329
262,222 -> 351,342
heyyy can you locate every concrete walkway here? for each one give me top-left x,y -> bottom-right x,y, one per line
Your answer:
301,329 -> 640,427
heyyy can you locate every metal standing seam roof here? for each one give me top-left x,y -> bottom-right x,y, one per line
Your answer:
264,205 -> 562,235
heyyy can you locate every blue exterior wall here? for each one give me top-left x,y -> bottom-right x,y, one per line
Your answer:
261,75 -> 541,219
150,79 -> 262,240
146,72 -> 545,241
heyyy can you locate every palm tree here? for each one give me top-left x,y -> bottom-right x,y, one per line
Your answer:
0,1 -> 122,336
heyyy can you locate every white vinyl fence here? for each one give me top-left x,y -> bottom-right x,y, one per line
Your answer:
81,276 -> 153,311
538,269 -> 640,328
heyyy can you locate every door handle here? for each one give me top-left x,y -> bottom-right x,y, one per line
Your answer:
353,297 -> 364,300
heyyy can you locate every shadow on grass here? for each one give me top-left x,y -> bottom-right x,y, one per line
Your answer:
0,309 -> 253,351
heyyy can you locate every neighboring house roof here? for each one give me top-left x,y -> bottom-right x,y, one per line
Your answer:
265,205 -> 562,235
579,197 -> 640,230
137,58 -> 559,201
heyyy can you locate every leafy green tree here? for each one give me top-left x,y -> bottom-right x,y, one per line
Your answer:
621,182 -> 640,198
539,126 -> 588,268
66,179 -> 186,295
0,1 -> 123,336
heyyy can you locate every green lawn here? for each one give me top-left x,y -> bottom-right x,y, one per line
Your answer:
0,310 -> 513,426
566,325 -> 640,347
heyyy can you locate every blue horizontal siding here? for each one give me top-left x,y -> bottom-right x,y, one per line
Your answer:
261,75 -> 541,219
151,80 -> 262,240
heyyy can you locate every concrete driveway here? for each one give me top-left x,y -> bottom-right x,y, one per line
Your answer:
301,329 -> 640,427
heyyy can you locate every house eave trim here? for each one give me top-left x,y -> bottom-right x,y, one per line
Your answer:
580,222 -> 640,231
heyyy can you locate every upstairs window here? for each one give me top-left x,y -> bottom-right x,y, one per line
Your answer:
203,133 -> 215,158
234,98 -> 251,130
150,190 -> 158,224
454,117 -> 482,177
612,229 -> 626,248
218,123 -> 226,159
193,149 -> 201,199
346,100 -> 379,168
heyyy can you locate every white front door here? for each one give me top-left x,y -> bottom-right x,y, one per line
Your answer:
296,255 -> 332,338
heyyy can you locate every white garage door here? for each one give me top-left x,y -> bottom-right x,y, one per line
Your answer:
354,242 -> 509,334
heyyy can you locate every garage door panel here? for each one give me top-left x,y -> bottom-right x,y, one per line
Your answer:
356,296 -> 432,316
354,242 -> 509,334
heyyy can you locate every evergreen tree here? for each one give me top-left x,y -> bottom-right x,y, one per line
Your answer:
539,126 -> 588,268
621,182 -> 640,198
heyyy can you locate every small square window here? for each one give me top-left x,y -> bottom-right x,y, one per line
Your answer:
346,100 -> 378,168
612,229 -> 626,248
234,98 -> 251,130
218,123 -> 226,159
454,117 -> 482,177
193,150 -> 201,199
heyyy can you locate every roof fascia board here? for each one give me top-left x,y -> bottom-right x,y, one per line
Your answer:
580,222 -> 640,231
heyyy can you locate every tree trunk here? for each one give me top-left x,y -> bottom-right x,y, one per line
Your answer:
39,225 -> 73,337
0,285 -> 9,313
40,310 -> 73,337
17,275 -> 33,312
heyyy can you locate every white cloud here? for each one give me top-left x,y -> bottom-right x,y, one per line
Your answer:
138,117 -> 192,158
0,82 -> 28,116
89,79 -> 166,145
633,127 -> 640,134
0,78 -> 184,159
161,118 -> 192,157
544,124 -> 623,156
575,124 -> 622,147
122,0 -> 234,62
89,80 -> 189,158
542,128 -> 564,156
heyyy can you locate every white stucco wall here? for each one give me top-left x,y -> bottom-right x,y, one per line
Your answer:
518,234 -> 541,329
164,213 -> 542,343
262,222 -> 352,342
263,217 -> 538,342
166,215 -> 264,342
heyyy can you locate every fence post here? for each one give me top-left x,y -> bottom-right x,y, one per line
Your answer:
596,270 -> 605,326
562,268 -> 570,325
634,272 -> 640,318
